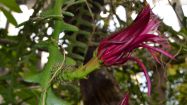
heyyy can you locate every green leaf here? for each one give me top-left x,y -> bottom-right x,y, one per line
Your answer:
64,0 -> 85,5
0,7 -> 18,26
62,11 -> 74,17
41,0 -> 63,17
180,28 -> 187,36
22,44 -> 76,84
46,89 -> 72,105
22,71 -> 41,84
0,0 -> 22,12
22,57 -> 76,84
15,87 -> 38,104
60,21 -> 79,32
34,41 -> 50,50
40,9 -> 55,17
66,57 -> 76,65
64,0 -> 75,4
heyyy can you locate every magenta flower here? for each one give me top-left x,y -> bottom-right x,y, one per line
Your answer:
97,5 -> 174,96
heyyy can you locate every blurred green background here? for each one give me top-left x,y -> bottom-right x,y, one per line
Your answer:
0,0 -> 187,105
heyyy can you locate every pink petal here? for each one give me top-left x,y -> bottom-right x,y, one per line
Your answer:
134,5 -> 151,22
141,44 -> 175,59
128,57 -> 151,96
130,34 -> 160,47
120,93 -> 129,105
146,48 -> 161,64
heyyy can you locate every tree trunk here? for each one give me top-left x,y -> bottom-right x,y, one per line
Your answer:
169,0 -> 185,27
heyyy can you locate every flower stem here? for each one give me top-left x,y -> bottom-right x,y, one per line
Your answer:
63,57 -> 100,80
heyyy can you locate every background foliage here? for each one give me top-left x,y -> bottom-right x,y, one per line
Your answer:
0,0 -> 187,105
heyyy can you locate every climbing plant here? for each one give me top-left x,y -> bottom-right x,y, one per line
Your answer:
0,0 -> 187,105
